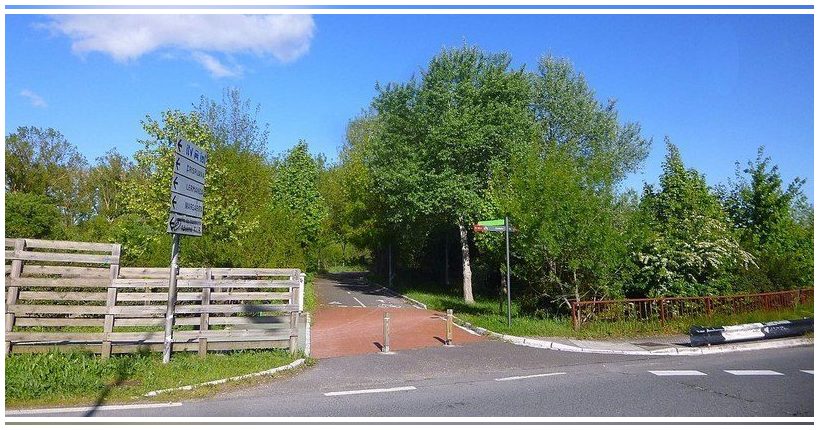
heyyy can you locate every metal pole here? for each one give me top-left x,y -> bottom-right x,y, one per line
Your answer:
162,234 -> 180,364
382,312 -> 391,353
505,216 -> 512,327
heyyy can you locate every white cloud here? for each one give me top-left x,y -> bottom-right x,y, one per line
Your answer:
44,14 -> 315,74
20,89 -> 47,108
192,52 -> 241,78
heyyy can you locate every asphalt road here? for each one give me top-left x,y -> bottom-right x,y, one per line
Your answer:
313,272 -> 419,309
10,341 -> 813,418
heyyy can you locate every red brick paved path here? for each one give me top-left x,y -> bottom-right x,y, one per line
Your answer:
310,275 -> 485,358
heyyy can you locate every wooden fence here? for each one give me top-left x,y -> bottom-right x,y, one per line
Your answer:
5,238 -> 306,358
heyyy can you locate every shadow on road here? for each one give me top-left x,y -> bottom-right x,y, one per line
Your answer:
317,272 -> 405,301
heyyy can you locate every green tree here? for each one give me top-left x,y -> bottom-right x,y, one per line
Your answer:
5,126 -> 90,228
366,45 -> 536,303
634,141 -> 754,297
271,140 -> 329,269
486,56 -> 650,310
86,149 -> 134,222
720,147 -> 813,290
5,192 -> 64,239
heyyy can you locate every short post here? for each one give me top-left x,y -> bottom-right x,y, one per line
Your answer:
382,312 -> 391,353
445,309 -> 453,346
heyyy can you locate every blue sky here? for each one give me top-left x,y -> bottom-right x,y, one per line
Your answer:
5,13 -> 814,201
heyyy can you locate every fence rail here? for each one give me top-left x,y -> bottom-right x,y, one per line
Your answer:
5,238 -> 306,358
570,288 -> 813,330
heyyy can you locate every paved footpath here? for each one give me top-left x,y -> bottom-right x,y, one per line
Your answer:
311,273 -> 484,358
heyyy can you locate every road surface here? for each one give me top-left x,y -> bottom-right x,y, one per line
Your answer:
9,341 -> 813,418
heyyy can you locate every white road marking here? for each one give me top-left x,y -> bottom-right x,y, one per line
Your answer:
494,372 -> 566,381
352,296 -> 366,307
724,370 -> 783,376
649,370 -> 707,376
800,370 -> 813,375
329,301 -> 342,305
324,386 -> 416,397
6,402 -> 182,415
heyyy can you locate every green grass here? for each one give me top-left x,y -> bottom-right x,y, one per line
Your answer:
399,281 -> 814,339
303,273 -> 317,314
322,265 -> 368,274
5,349 -> 306,409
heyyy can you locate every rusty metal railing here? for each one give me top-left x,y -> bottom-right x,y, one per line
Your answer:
570,288 -> 813,330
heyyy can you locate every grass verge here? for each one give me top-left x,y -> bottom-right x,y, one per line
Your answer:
398,280 -> 813,340
6,349 -> 307,409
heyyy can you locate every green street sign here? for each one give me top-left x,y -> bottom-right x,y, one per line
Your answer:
477,219 -> 505,227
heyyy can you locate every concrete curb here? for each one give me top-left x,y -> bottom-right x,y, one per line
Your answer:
364,282 -> 812,356
143,358 -> 306,397
453,318 -> 813,356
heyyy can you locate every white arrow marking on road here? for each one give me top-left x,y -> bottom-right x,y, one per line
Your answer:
724,370 -> 783,376
6,402 -> 182,415
494,372 -> 566,381
328,301 -> 342,305
324,386 -> 416,397
801,370 -> 814,375
649,371 -> 707,376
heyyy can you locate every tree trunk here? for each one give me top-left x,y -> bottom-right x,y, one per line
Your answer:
458,222 -> 475,304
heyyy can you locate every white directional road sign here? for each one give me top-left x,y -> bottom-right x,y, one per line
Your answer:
167,213 -> 203,236
173,155 -> 206,185
176,139 -> 207,167
171,173 -> 205,200
168,139 -> 207,236
170,190 -> 204,218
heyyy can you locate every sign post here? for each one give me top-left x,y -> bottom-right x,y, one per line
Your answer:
163,139 -> 207,364
473,218 -> 515,327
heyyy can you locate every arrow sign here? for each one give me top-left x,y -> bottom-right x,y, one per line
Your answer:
175,139 -> 207,167
173,154 -> 205,185
170,193 -> 203,218
171,173 -> 205,200
167,213 -> 203,236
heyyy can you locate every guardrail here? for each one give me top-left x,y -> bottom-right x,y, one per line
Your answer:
690,319 -> 813,346
5,238 -> 306,358
570,288 -> 813,330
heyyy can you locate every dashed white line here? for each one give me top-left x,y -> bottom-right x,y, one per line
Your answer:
352,296 -> 366,307
724,370 -> 783,376
6,402 -> 182,415
800,370 -> 814,375
494,372 -> 566,381
324,386 -> 416,397
649,370 -> 707,376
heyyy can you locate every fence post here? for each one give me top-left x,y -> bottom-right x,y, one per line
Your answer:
198,268 -> 211,358
289,312 -> 299,356
298,272 -> 305,312
705,297 -> 712,318
101,244 -> 121,359
659,299 -> 666,325
5,239 -> 25,355
571,300 -> 578,331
